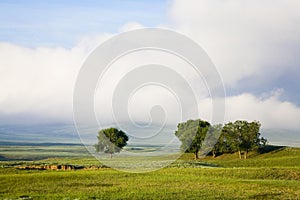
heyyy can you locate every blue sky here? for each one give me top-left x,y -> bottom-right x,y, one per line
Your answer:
0,0 -> 169,47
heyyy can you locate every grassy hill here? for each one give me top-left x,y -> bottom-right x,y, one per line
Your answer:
0,145 -> 299,199
184,146 -> 300,168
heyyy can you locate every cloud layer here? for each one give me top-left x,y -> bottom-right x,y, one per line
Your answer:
0,34 -> 111,123
169,0 -> 300,87
0,1 -> 300,134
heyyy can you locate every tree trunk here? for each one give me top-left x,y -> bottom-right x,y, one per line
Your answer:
212,151 -> 216,158
194,151 -> 199,160
244,150 -> 248,159
238,150 -> 242,159
110,153 -> 113,159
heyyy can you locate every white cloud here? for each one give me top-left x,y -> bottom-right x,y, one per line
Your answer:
0,34 -> 111,123
0,43 -> 79,121
119,22 -> 145,32
169,0 -> 300,86
166,0 -> 300,132
1,30 -> 300,130
225,92 -> 300,130
196,90 -> 300,130
0,1 -> 300,135
94,49 -> 209,126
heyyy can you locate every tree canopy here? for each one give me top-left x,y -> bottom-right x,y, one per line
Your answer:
203,124 -> 224,158
222,120 -> 264,159
175,119 -> 267,159
175,119 -> 210,159
95,128 -> 129,158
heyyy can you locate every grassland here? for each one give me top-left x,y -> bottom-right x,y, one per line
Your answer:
0,145 -> 300,199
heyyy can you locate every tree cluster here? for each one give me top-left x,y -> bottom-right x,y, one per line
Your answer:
175,119 -> 267,159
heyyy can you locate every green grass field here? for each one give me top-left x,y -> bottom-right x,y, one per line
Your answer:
0,145 -> 300,199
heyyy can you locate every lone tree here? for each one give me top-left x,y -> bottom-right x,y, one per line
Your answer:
222,120 -> 263,159
175,119 -> 210,160
95,128 -> 129,158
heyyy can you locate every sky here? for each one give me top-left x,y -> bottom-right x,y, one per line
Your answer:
0,0 -> 169,47
0,0 -> 300,140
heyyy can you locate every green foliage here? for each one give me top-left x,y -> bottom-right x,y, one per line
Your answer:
205,124 -> 226,157
222,120 -> 264,158
175,119 -> 210,159
95,128 -> 128,157
175,119 -> 268,159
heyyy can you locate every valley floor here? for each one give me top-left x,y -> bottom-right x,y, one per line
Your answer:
0,146 -> 300,199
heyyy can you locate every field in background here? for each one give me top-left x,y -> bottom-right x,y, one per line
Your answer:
0,144 -> 300,199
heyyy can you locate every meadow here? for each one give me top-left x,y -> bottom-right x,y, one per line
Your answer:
0,145 -> 300,199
